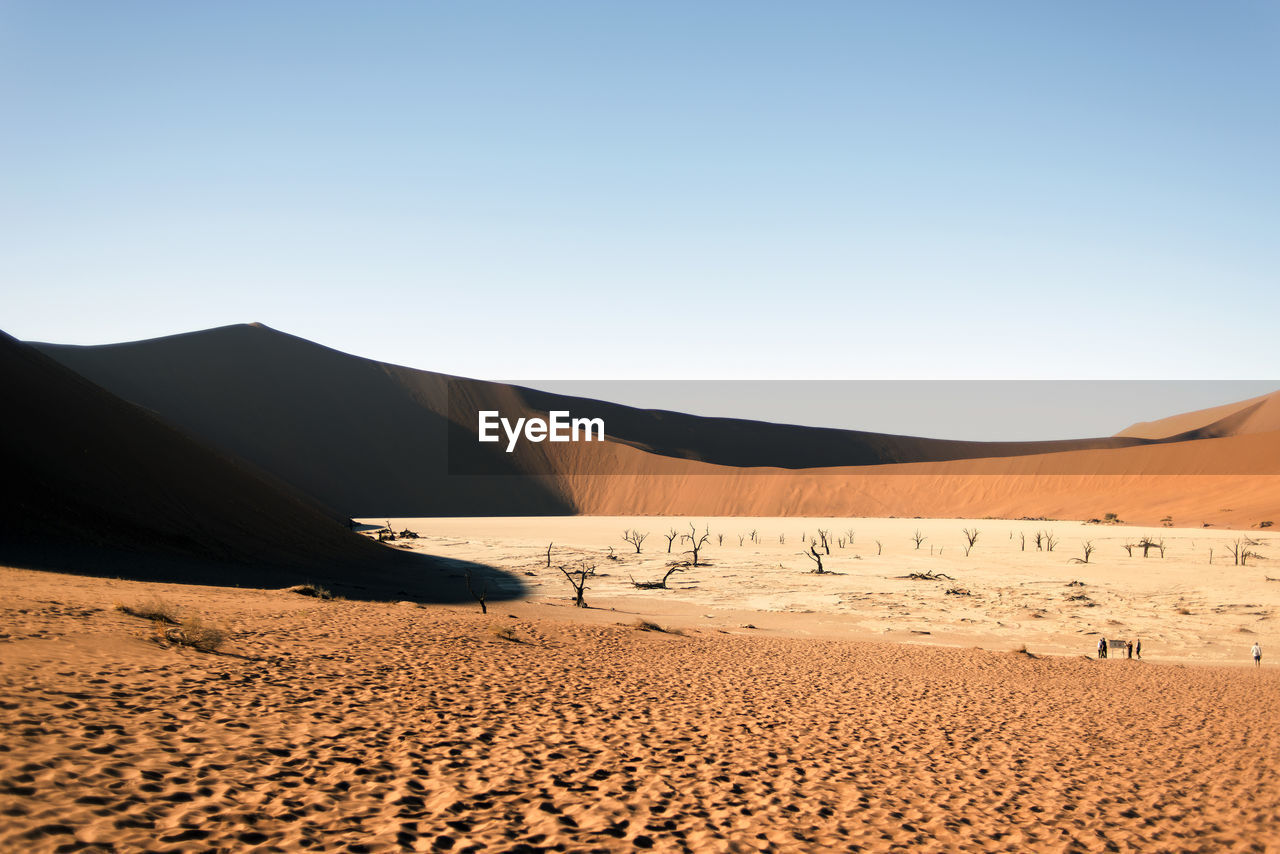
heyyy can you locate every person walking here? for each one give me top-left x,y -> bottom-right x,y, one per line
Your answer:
1126,640 -> 1134,659
1098,637 -> 1107,659
1135,638 -> 1142,659
1253,642 -> 1262,668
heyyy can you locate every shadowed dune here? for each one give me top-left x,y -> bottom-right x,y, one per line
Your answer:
0,331 -> 521,602
32,324 -> 1280,526
35,324 -> 576,518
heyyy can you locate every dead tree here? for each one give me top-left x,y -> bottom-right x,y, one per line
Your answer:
1043,531 -> 1058,552
738,534 -> 745,546
557,561 -> 593,608
465,570 -> 488,614
546,542 -> 554,568
845,528 -> 855,545
912,530 -> 926,550
817,529 -> 831,554
664,528 -> 680,553
623,529 -> 649,554
837,537 -> 846,549
717,533 -> 725,546
1020,532 -> 1026,551
875,539 -> 882,555
802,543 -> 828,574
632,564 -> 688,589
779,533 -> 786,545
1034,531 -> 1044,551
750,529 -> 759,544
1137,537 -> 1158,558
1224,538 -> 1260,566
682,523 -> 711,567
1070,540 -> 1095,565
1224,539 -> 1241,565
963,528 -> 979,553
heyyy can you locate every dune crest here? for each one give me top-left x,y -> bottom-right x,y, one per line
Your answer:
1115,389 -> 1280,440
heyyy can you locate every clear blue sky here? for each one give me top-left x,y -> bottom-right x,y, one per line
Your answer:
3,2 -> 1277,382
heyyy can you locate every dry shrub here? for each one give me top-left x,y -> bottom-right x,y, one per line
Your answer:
115,598 -> 179,624
155,615 -> 227,652
634,619 -> 683,635
287,584 -> 333,600
491,625 -> 520,642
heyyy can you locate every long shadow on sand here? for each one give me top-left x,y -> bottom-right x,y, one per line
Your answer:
1,541 -> 527,605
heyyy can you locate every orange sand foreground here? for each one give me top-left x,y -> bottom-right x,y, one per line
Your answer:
2,563 -> 1278,853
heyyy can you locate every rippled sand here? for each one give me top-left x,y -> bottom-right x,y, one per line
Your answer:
2,564 -> 1278,852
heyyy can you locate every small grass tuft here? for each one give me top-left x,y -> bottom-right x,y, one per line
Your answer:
491,625 -> 520,642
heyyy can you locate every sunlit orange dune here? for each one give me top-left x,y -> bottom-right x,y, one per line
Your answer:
1116,388 -> 1280,439
550,429 -> 1280,527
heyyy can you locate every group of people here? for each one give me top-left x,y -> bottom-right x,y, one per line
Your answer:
1096,637 -> 1140,659
1095,637 -> 1265,667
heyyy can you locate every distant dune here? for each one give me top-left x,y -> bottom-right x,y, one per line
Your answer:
552,434 -> 1280,527
31,324 -> 1280,527
1115,389 -> 1280,440
0,331 -> 519,600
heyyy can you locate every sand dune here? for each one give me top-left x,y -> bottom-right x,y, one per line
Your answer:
0,331 -> 519,602
35,323 -> 1160,481
2,565 -> 1277,853
30,324 -> 1280,526
550,430 -> 1280,527
34,324 -> 577,517
1116,389 -> 1280,440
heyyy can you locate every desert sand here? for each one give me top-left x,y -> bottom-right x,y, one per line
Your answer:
2,560 -> 1278,853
